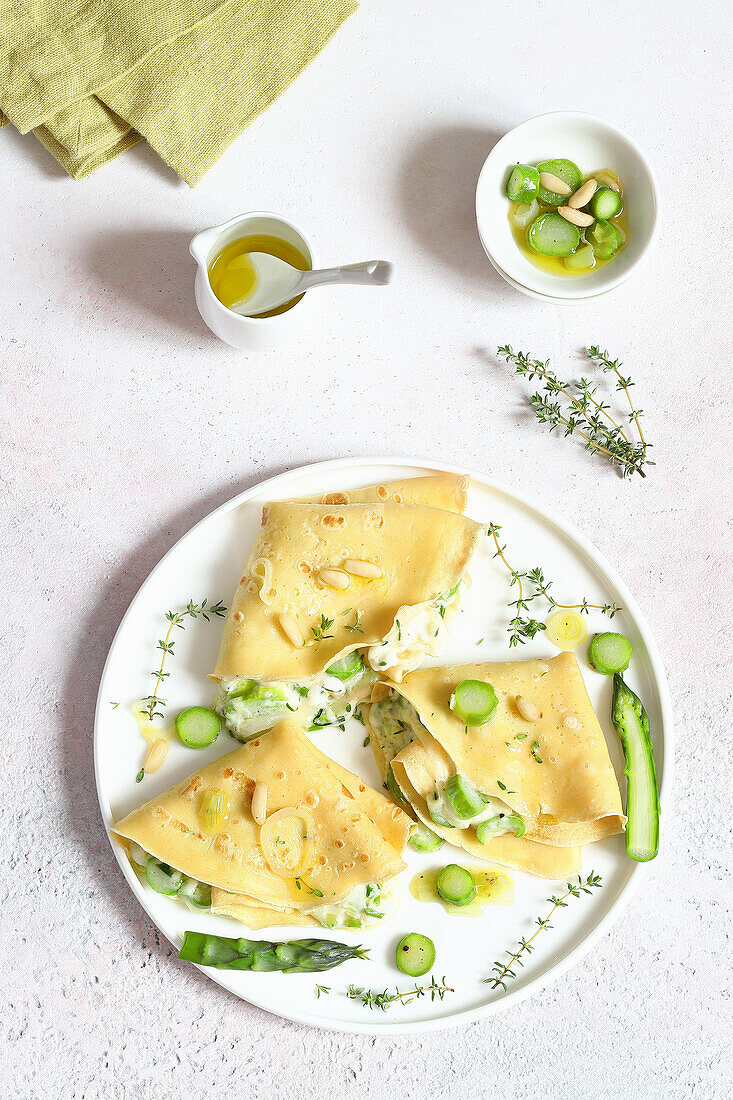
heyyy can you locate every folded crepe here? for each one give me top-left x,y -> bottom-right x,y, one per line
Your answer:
364,653 -> 626,878
211,484 -> 484,741
113,719 -> 413,929
292,473 -> 469,513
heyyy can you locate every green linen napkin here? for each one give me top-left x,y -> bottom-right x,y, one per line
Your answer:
1,0 -> 356,183
0,0 -> 229,133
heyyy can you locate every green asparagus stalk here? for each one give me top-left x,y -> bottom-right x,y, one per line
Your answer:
611,674 -> 660,862
178,931 -> 369,973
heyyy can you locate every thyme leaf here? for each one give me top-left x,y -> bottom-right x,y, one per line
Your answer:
498,345 -> 652,479
487,524 -> 621,646
347,976 -> 453,1011
311,614 -> 335,642
144,598 -> 226,722
484,872 -> 602,991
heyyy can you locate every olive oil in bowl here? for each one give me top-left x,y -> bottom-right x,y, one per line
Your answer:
208,234 -> 312,317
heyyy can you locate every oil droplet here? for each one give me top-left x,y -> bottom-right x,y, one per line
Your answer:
410,867 -> 513,917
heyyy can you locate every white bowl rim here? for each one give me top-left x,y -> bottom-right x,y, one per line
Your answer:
476,110 -> 660,301
485,244 -> 638,304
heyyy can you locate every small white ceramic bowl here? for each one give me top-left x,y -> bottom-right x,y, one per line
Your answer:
476,111 -> 659,301
190,211 -> 317,350
485,246 -> 618,305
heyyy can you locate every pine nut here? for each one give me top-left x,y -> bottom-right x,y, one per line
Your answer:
278,613 -> 304,647
319,568 -> 350,590
515,695 -> 542,722
251,782 -> 268,825
343,559 -> 384,579
568,179 -> 597,209
558,206 -> 595,227
596,170 -> 621,193
144,738 -> 168,774
539,171 -> 572,196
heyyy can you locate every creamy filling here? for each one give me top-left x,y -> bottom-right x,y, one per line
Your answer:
218,586 -> 462,740
366,588 -> 459,681
308,880 -> 397,930
130,843 -> 393,929
215,654 -> 375,742
128,843 -> 212,912
369,690 -> 521,839
428,784 -> 514,831
367,693 -> 427,766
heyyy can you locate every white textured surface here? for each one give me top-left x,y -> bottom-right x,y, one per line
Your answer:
1,1 -> 731,1096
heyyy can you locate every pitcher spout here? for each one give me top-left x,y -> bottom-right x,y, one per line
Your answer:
189,225 -> 221,267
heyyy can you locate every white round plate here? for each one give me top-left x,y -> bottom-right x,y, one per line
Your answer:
95,457 -> 672,1034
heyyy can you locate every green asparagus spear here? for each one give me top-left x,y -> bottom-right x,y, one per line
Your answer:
611,674 -> 660,862
178,931 -> 369,973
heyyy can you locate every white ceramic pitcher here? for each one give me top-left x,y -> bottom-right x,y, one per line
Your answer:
190,211 -> 317,351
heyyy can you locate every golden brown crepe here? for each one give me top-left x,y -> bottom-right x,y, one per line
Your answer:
113,720 -> 412,928
292,473 -> 469,513
211,500 -> 484,684
365,653 -> 625,877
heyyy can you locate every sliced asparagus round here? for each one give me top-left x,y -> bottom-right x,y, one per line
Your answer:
145,858 -> 184,895
444,774 -> 486,819
528,213 -> 580,257
395,932 -> 436,977
536,159 -> 583,205
436,864 -> 477,907
450,679 -> 498,725
475,813 -> 526,843
589,186 -> 621,220
506,164 -> 540,202
408,822 -> 444,852
587,220 -> 624,260
175,706 -> 221,748
589,632 -> 633,675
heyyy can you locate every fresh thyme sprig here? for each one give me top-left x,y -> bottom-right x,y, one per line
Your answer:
586,345 -> 648,459
145,598 -> 226,721
347,976 -> 453,1011
498,345 -> 652,478
525,567 -> 621,618
485,872 -> 602,992
344,610 -> 364,635
315,984 -> 330,998
487,524 -> 546,647
311,614 -> 335,642
487,525 -> 621,646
